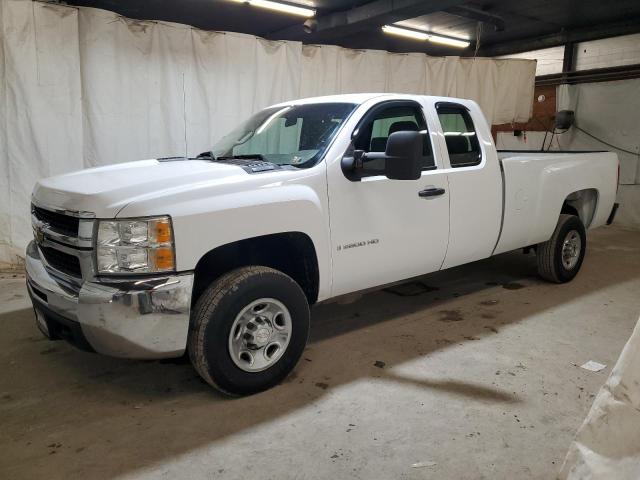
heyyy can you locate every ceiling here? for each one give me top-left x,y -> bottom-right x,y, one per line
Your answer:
64,0 -> 640,57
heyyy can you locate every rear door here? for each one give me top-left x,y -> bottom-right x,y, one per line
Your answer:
431,101 -> 502,269
327,99 -> 450,297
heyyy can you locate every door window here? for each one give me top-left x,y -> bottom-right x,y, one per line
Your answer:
436,103 -> 482,168
353,103 -> 434,177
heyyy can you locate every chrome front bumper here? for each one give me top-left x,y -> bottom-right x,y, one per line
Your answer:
25,241 -> 194,359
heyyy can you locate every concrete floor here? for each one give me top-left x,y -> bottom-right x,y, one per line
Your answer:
1,226 -> 639,480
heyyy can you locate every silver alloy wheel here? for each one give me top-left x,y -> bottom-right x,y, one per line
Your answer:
228,298 -> 292,373
561,229 -> 582,270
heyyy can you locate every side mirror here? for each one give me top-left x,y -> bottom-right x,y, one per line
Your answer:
384,131 -> 423,180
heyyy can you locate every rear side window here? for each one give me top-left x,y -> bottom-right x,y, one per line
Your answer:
436,103 -> 482,168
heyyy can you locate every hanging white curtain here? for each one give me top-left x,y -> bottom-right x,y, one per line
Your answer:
1,1 -> 84,267
0,0 -> 536,266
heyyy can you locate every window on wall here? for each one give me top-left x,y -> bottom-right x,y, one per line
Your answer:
436,103 -> 482,168
353,103 -> 434,176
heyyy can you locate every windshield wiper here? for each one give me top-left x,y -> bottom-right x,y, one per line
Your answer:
196,152 -> 266,162
215,154 -> 265,161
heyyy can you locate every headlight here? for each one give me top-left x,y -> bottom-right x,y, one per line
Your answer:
95,216 -> 175,275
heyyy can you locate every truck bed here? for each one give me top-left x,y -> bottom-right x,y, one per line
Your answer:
493,150 -> 618,255
497,150 -> 606,156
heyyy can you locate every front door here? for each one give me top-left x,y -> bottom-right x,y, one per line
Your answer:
328,100 -> 450,297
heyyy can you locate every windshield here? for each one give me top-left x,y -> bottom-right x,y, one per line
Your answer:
210,102 -> 357,168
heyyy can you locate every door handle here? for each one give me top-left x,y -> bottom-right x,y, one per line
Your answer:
418,187 -> 445,198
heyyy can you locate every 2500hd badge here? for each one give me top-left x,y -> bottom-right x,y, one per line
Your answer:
337,238 -> 379,251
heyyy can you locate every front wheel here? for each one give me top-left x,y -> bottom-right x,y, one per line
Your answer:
537,214 -> 586,283
188,266 -> 310,396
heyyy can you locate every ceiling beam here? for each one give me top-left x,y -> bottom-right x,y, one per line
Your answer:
267,0 -> 466,42
444,5 -> 505,31
536,63 -> 640,86
478,18 -> 640,57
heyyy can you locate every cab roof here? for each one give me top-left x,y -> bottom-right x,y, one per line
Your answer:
271,93 -> 472,108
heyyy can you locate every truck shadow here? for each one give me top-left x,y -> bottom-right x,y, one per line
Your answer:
2,229 -> 639,478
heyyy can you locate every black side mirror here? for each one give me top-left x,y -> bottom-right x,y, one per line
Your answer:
384,131 -> 423,180
341,131 -> 423,181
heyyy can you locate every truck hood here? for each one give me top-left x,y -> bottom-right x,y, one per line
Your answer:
32,159 -> 247,217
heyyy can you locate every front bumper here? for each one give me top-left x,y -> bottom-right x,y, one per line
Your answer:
25,241 -> 194,359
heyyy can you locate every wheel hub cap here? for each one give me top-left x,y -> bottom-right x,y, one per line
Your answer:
561,230 -> 582,270
247,318 -> 272,348
228,298 -> 292,373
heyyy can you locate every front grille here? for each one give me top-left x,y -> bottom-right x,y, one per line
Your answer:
40,246 -> 82,277
29,282 -> 48,302
32,205 -> 79,237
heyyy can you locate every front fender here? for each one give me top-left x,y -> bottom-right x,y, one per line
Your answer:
118,182 -> 332,301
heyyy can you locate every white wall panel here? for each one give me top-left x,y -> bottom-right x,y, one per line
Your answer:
498,46 -> 565,76
557,81 -> 640,185
574,33 -> 640,71
557,80 -> 640,229
0,0 -> 536,264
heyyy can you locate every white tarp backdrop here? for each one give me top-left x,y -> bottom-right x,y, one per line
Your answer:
560,316 -> 640,480
0,0 -> 536,266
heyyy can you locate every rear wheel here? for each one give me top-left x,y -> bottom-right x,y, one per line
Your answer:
537,214 -> 586,283
188,266 -> 310,396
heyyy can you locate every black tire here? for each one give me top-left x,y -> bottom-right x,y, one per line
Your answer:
537,214 -> 586,283
188,266 -> 310,396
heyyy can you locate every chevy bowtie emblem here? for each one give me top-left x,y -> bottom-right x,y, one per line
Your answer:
34,223 -> 48,244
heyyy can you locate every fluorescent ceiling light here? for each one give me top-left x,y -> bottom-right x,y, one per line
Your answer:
427,33 -> 471,48
382,25 -> 428,41
381,25 -> 470,49
248,0 -> 315,17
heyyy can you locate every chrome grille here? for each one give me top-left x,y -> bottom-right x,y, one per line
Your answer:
31,200 -> 96,280
39,246 -> 82,277
32,204 -> 79,237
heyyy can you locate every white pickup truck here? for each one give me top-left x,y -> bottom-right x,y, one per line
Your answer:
27,93 -> 619,395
